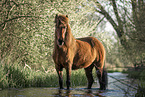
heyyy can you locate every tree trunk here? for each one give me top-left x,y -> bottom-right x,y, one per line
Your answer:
95,0 -> 129,50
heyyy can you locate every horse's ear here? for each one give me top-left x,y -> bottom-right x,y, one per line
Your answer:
55,14 -> 58,18
66,15 -> 68,18
55,14 -> 59,23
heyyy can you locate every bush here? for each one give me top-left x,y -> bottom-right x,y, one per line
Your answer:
135,81 -> 145,97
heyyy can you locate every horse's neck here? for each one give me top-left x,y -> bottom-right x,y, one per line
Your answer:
65,25 -> 75,47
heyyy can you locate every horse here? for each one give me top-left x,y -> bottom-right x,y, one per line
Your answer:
53,14 -> 108,90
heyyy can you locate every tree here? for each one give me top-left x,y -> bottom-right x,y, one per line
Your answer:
0,0 -> 101,69
91,0 -> 145,65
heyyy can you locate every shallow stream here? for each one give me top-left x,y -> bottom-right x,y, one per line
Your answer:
0,72 -> 137,97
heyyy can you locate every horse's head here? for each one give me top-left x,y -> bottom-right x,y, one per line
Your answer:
55,14 -> 69,47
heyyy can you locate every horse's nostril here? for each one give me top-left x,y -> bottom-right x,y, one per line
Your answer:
58,39 -> 62,42
58,39 -> 64,45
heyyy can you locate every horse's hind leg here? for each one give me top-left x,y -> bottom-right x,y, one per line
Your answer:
84,64 -> 94,89
95,66 -> 108,90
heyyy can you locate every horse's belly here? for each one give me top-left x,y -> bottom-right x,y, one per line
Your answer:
72,49 -> 96,70
72,58 -> 94,70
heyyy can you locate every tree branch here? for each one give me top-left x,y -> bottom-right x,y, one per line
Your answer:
10,0 -> 19,7
95,0 -> 129,49
95,0 -> 118,32
0,15 -> 38,26
111,0 -> 124,38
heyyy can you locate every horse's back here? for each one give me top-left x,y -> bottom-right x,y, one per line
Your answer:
77,37 -> 104,50
77,37 -> 95,48
76,36 -> 105,64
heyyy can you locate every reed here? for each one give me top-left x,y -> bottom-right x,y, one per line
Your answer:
127,67 -> 145,96
0,62 -> 97,89
135,80 -> 145,97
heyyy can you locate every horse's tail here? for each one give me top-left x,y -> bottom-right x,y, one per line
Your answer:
95,61 -> 108,90
101,62 -> 108,90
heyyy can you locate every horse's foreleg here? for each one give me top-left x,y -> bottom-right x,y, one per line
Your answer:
85,64 -> 94,89
66,64 -> 71,89
56,66 -> 63,89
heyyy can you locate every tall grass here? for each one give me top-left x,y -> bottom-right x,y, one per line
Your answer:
135,80 -> 145,97
0,62 -> 98,89
127,68 -> 145,96
0,62 -> 58,88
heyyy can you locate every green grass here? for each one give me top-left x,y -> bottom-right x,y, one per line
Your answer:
127,69 -> 145,80
107,69 -> 121,73
0,62 -> 96,89
0,63 -> 58,88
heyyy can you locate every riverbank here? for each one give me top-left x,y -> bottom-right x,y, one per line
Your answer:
127,67 -> 145,97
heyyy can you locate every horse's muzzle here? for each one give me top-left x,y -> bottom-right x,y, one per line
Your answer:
58,39 -> 64,46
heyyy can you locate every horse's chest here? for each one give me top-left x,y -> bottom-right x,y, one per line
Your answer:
57,48 -> 69,64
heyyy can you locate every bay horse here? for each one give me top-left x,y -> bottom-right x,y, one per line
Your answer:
53,14 -> 108,90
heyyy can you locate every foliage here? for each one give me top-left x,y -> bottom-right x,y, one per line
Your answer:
135,81 -> 145,97
0,0 -> 102,89
128,67 -> 145,80
0,0 -> 100,70
127,67 -> 145,97
87,0 -> 145,66
0,61 -> 89,89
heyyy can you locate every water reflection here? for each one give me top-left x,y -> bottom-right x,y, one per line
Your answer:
54,89 -> 77,97
85,89 -> 105,97
54,89 -> 71,97
54,88 -> 105,97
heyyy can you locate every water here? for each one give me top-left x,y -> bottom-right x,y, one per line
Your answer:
0,72 -> 137,97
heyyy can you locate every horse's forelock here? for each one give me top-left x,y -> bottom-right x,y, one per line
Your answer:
56,15 -> 69,25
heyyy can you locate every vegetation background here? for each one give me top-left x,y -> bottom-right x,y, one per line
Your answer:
0,0 -> 145,96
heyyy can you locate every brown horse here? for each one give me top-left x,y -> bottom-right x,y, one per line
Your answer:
53,14 -> 108,90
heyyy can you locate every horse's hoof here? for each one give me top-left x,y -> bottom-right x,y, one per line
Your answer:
87,87 -> 92,89
60,87 -> 64,89
99,87 -> 106,90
